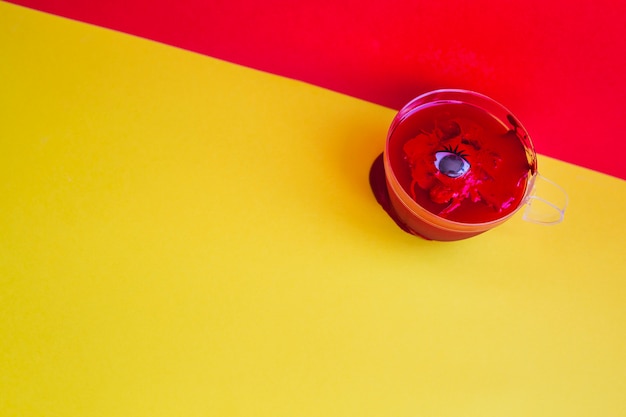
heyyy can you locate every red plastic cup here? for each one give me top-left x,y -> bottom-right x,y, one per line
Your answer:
383,89 -> 567,241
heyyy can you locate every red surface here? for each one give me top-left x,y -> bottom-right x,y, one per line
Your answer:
5,0 -> 626,179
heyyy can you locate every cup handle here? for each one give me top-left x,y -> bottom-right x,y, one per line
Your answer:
522,174 -> 568,225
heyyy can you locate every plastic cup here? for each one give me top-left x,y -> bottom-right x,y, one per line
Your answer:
383,89 -> 567,241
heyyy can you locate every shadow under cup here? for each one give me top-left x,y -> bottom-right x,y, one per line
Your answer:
382,89 -> 567,241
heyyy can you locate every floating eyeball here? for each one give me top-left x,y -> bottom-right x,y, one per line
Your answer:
435,151 -> 470,178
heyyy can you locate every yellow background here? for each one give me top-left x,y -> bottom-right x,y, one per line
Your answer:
1,4 -> 625,416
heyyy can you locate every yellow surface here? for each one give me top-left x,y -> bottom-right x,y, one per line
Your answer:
1,3 -> 625,416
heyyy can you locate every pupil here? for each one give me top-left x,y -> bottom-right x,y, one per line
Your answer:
440,154 -> 465,178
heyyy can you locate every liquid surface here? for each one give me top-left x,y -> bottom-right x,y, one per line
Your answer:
388,102 -> 532,223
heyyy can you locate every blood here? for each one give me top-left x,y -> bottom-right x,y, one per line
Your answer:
387,102 -> 532,224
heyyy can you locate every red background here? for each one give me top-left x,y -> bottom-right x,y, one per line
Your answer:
5,0 -> 626,179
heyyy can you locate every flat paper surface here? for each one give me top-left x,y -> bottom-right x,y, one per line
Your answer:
1,4 -> 625,417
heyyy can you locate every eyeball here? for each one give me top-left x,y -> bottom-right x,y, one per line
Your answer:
435,151 -> 470,178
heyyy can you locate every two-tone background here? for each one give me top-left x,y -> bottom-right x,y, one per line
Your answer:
6,0 -> 625,179
2,2 -> 625,417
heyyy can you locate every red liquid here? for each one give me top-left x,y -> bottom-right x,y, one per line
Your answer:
387,102 -> 532,224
